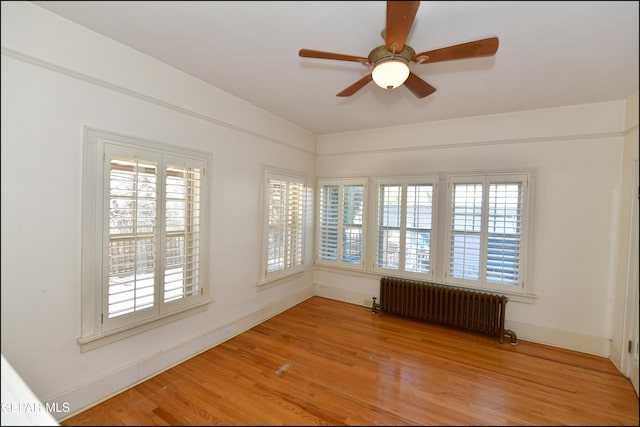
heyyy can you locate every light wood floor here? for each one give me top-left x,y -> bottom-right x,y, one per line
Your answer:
61,296 -> 639,426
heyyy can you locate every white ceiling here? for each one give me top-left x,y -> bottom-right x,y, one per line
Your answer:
33,1 -> 639,135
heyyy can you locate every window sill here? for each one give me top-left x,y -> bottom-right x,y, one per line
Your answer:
77,299 -> 212,352
314,263 -> 379,279
255,267 -> 308,290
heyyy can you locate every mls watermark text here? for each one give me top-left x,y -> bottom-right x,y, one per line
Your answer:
1,401 -> 70,414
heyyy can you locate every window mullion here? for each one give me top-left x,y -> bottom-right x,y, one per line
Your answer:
399,183 -> 407,272
479,178 -> 490,288
101,154 -> 111,325
282,181 -> 288,269
337,185 -> 344,262
156,158 -> 166,313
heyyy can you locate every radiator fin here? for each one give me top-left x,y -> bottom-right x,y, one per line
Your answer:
380,277 -> 508,343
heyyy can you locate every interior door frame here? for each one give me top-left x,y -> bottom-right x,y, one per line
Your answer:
622,160 -> 639,396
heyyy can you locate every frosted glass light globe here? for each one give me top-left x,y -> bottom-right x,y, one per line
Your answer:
372,60 -> 410,90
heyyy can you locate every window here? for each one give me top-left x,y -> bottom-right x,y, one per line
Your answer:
262,169 -> 307,282
374,177 -> 436,279
318,171 -> 534,297
317,179 -> 366,268
446,174 -> 529,292
80,128 -> 210,350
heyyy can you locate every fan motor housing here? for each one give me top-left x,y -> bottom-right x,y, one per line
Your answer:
368,45 -> 415,65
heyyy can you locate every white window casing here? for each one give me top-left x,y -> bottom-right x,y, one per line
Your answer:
445,173 -> 531,294
80,127 -> 211,351
259,168 -> 308,285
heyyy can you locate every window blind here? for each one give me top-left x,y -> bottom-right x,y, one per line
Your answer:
106,156 -> 204,320
341,185 -> 364,264
164,164 -> 202,301
107,157 -> 157,318
318,185 -> 339,261
449,182 -> 483,280
449,177 -> 525,287
486,182 -> 522,285
404,184 -> 433,273
266,173 -> 305,275
377,184 -> 402,270
317,181 -> 365,267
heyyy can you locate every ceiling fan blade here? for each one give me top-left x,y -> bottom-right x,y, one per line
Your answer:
336,74 -> 373,97
385,1 -> 420,52
404,72 -> 436,98
412,37 -> 499,64
299,49 -> 369,63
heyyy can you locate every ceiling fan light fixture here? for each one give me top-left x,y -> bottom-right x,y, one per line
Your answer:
298,2 -> 499,98
372,59 -> 410,90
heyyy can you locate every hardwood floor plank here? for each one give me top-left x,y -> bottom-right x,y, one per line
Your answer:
61,297 -> 639,426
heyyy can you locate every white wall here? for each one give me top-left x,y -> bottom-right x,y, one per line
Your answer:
315,100 -> 629,357
1,2 -> 316,421
1,1 -> 637,422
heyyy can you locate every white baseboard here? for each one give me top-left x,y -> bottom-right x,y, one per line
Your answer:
313,282 -> 375,307
313,282 -> 612,357
504,320 -> 610,357
52,288 -> 313,422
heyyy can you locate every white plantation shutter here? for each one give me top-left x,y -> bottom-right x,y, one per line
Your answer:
341,185 -> 364,264
447,175 -> 528,290
377,184 -> 402,270
317,181 -> 365,266
449,182 -> 483,280
286,180 -> 304,268
107,156 -> 158,319
265,171 -> 306,277
267,178 -> 286,273
102,143 -> 207,331
318,185 -> 339,261
486,182 -> 523,285
404,184 -> 433,273
164,162 -> 202,302
375,178 -> 436,277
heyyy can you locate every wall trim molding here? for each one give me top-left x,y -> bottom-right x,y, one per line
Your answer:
317,129 -> 625,158
1,46 -> 316,157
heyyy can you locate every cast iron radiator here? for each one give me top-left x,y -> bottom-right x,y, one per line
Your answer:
379,277 -> 516,344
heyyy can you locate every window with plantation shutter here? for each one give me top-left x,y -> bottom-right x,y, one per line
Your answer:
317,179 -> 366,267
375,178 -> 435,278
263,170 -> 307,280
319,171 -> 533,297
81,128 -> 210,350
446,174 -> 528,291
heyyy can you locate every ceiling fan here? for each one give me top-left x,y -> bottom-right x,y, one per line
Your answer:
298,1 -> 499,98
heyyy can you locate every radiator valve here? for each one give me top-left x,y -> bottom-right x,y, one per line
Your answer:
504,329 -> 518,345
